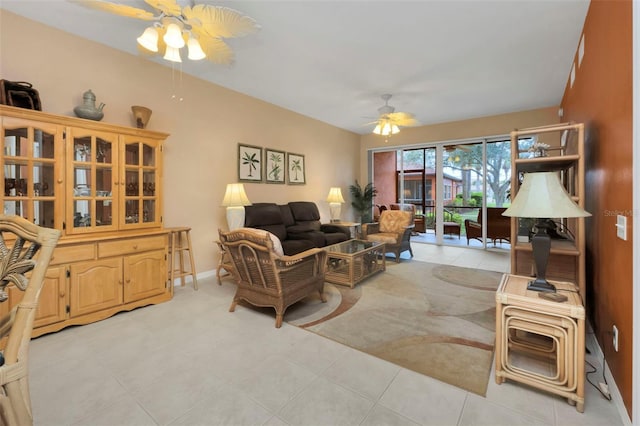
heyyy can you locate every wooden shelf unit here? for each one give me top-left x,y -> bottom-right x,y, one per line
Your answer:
509,123 -> 586,302
0,105 -> 171,336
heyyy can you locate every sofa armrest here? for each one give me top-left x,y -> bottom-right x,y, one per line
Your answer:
320,224 -> 350,238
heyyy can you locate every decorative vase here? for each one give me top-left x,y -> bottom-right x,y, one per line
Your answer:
131,105 -> 152,129
73,89 -> 105,121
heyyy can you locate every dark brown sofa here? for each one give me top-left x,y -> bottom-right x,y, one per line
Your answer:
464,207 -> 510,245
244,202 -> 349,255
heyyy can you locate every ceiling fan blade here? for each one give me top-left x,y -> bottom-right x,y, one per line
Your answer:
388,112 -> 419,126
70,0 -> 156,20
387,112 -> 415,121
197,34 -> 235,64
144,0 -> 181,16
183,4 -> 260,39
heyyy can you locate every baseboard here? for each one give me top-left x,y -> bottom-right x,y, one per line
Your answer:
171,269 -> 216,287
586,330 -> 632,425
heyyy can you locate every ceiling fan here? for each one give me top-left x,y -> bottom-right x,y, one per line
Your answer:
366,94 -> 419,136
72,0 -> 260,64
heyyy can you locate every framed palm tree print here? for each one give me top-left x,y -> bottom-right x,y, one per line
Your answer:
287,152 -> 305,185
265,148 -> 285,184
238,144 -> 262,182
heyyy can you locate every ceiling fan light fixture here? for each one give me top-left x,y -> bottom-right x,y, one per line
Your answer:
163,21 -> 185,49
163,46 -> 182,63
137,26 -> 158,52
373,124 -> 382,135
187,36 -> 206,60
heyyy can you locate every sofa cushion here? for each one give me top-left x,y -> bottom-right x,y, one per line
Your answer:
288,201 -> 321,222
281,239 -> 316,256
245,203 -> 281,226
279,204 -> 296,227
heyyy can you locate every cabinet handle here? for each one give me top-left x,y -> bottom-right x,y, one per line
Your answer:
57,179 -> 63,184
126,279 -> 131,284
133,245 -> 138,250
59,291 -> 65,298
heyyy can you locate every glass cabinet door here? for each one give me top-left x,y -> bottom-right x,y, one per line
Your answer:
66,128 -> 118,234
121,135 -> 162,228
1,117 -> 62,229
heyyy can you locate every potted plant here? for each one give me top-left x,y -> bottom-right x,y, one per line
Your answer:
349,180 -> 377,223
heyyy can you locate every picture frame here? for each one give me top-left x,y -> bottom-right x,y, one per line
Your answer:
238,144 -> 263,182
287,152 -> 305,185
265,148 -> 286,184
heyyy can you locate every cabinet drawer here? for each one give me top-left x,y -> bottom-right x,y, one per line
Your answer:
50,244 -> 96,265
98,235 -> 167,258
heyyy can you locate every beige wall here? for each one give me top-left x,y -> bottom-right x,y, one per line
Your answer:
0,10 -> 361,273
358,107 -> 560,184
0,10 -> 566,278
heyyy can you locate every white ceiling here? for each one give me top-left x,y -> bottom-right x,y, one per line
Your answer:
1,0 -> 590,134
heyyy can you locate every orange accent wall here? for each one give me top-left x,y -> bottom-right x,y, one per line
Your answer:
560,0 -> 633,417
373,151 -> 397,208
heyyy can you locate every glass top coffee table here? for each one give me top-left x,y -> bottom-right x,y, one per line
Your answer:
324,239 -> 385,288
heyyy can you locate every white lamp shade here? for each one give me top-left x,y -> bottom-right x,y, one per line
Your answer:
163,46 -> 182,63
222,183 -> 251,230
187,37 -> 206,60
503,172 -> 591,218
326,187 -> 345,203
373,124 -> 382,135
163,22 -> 185,48
222,183 -> 251,207
137,27 -> 159,52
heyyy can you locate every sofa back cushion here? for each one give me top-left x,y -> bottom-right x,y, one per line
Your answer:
244,203 -> 288,241
288,201 -> 322,231
289,201 -> 320,221
279,204 -> 296,227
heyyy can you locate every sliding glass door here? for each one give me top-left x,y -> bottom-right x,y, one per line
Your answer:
372,138 -> 511,249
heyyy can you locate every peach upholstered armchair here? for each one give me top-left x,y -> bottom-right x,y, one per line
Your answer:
0,215 -> 61,426
219,227 -> 327,328
362,210 -> 414,262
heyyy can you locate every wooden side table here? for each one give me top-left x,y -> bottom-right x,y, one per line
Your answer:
495,274 -> 585,412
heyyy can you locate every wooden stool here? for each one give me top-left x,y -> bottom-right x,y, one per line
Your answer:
167,227 -> 198,290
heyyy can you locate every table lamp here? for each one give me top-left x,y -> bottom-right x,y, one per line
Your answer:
326,187 -> 345,223
222,183 -> 251,230
502,171 -> 590,292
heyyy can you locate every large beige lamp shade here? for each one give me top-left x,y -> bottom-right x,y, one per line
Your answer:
326,187 -> 345,222
503,172 -> 590,292
222,183 -> 252,230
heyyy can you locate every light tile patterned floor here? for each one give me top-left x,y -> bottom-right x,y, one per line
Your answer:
28,243 -> 625,425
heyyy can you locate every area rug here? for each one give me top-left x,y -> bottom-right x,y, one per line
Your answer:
285,261 -> 503,396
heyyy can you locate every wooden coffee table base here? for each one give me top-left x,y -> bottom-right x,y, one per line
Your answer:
325,240 -> 386,288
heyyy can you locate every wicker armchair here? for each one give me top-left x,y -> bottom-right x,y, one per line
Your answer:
362,210 -> 414,263
0,215 -> 61,426
219,227 -> 327,328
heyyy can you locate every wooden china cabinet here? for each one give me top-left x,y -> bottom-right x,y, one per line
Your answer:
0,105 -> 171,337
